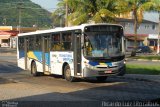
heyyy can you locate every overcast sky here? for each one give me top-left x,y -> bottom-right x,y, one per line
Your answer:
31,0 -> 159,22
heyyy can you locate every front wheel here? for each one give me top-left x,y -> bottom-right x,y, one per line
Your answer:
31,62 -> 40,76
64,65 -> 75,82
96,76 -> 107,82
118,66 -> 126,76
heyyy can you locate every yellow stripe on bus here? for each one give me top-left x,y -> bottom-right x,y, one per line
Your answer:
99,63 -> 107,65
27,51 -> 38,60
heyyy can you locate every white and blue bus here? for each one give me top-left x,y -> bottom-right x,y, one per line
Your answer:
17,23 -> 126,82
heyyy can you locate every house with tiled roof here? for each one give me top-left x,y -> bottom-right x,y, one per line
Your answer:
116,18 -> 159,51
0,26 -> 36,48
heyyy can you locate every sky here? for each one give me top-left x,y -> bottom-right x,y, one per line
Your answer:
31,0 -> 159,22
31,0 -> 59,12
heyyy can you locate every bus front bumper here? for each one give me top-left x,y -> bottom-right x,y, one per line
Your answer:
83,65 -> 126,77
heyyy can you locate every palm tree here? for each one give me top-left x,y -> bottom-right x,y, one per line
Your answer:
53,0 -> 128,26
68,0 -> 128,25
153,0 -> 160,11
125,0 -> 155,56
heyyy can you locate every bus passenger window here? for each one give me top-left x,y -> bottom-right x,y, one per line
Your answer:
52,34 -> 62,51
62,33 -> 72,50
19,38 -> 24,50
35,36 -> 41,51
28,36 -> 35,51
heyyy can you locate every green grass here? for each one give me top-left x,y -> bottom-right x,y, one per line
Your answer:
126,64 -> 160,75
131,55 -> 160,60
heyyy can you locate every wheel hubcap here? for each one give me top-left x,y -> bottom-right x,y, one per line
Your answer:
65,69 -> 71,79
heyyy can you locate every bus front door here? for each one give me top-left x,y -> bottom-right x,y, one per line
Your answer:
74,33 -> 82,76
42,36 -> 50,73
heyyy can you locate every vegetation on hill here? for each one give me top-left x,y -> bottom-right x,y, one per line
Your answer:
0,0 -> 52,28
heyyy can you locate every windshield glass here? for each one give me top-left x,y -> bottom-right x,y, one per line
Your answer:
83,32 -> 123,58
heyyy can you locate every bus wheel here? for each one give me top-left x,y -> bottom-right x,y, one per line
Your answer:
64,65 -> 75,82
96,76 -> 107,82
118,66 -> 126,76
31,62 -> 39,76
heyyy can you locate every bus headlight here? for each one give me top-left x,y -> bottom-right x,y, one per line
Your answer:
84,61 -> 89,67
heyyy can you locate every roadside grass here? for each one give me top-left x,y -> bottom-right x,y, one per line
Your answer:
130,55 -> 160,60
126,64 -> 160,75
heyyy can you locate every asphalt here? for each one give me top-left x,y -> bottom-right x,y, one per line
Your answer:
116,74 -> 160,83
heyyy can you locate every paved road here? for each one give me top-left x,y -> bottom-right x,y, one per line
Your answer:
0,48 -> 160,107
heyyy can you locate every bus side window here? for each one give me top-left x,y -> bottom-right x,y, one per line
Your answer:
62,33 -> 72,50
35,36 -> 41,51
19,38 -> 24,50
28,36 -> 35,51
52,34 -> 62,51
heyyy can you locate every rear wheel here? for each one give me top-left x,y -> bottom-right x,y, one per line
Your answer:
64,65 -> 75,82
96,76 -> 107,82
31,62 -> 40,76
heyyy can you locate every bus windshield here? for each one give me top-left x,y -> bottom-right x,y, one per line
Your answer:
84,32 -> 123,58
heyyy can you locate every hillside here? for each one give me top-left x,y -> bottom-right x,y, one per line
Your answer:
0,0 -> 52,28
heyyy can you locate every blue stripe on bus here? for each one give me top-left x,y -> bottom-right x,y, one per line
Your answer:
33,51 -> 50,66
45,53 -> 50,66
19,50 -> 25,58
33,51 -> 42,62
89,61 -> 99,66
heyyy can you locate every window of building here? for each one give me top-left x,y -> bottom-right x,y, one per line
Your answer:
2,39 -> 8,43
145,25 -> 150,29
145,25 -> 147,29
152,24 -> 156,30
149,40 -> 156,46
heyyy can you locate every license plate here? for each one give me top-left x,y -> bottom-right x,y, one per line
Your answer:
105,70 -> 112,73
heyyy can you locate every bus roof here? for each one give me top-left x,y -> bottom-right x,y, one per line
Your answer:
18,23 -> 123,37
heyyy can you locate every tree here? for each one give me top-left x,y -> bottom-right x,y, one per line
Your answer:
153,0 -> 160,11
51,0 -> 65,27
68,0 -> 129,25
52,0 -> 128,26
125,0 -> 155,56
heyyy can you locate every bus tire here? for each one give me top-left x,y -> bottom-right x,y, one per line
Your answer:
96,76 -> 107,82
64,65 -> 75,82
118,66 -> 126,76
31,62 -> 39,77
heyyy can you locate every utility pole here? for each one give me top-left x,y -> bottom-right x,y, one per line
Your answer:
3,17 -> 7,25
17,2 -> 23,33
65,0 -> 68,27
157,13 -> 160,54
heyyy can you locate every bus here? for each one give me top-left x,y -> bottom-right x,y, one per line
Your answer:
17,23 -> 126,82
